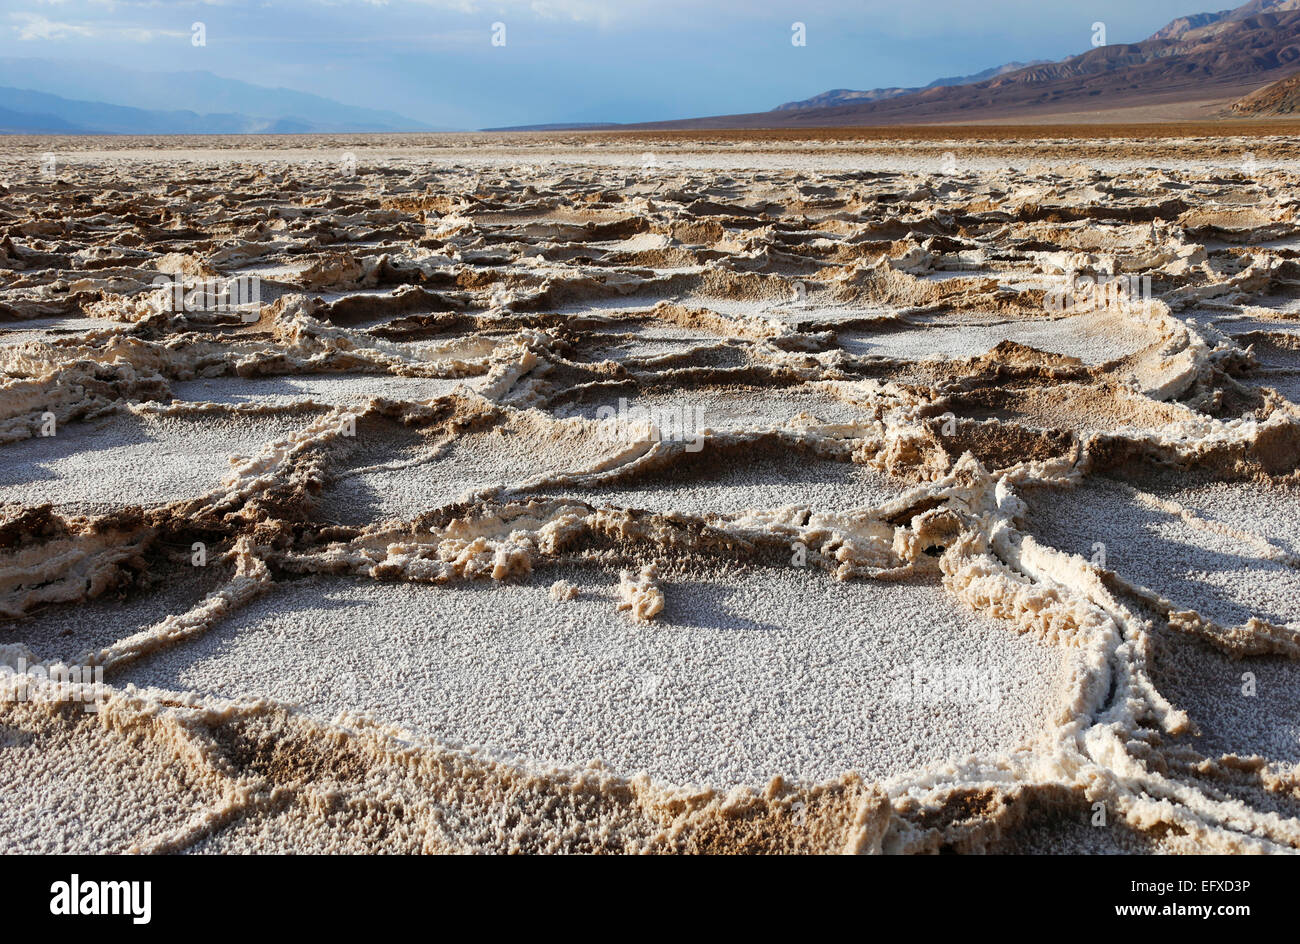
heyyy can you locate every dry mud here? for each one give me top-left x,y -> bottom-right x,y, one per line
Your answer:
1,136 -> 1299,854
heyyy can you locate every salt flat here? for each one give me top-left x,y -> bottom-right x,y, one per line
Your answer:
2,132 -> 1299,853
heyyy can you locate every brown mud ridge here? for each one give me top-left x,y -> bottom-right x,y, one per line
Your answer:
1,139 -> 1299,854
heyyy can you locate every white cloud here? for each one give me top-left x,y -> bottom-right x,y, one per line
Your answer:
119,26 -> 188,40
10,11 -> 185,42
311,0 -> 662,24
526,1 -> 620,25
11,13 -> 94,40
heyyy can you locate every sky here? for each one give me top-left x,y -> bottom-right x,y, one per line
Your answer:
0,0 -> 1218,129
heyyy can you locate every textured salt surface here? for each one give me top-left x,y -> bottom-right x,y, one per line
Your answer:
1261,371 -> 1300,403
316,412 -> 635,524
116,568 -> 1067,787
553,386 -> 873,429
0,409 -> 323,512
0,317 -> 117,346
3,137 -> 1300,853
1158,478 -> 1300,559
987,817 -> 1169,855
839,312 -> 1156,365
546,451 -> 902,517
1024,477 -> 1300,629
2,561 -> 231,664
582,336 -> 748,367
957,384 -> 1188,436
0,701 -> 219,854
170,374 -> 473,407
1150,634 -> 1300,765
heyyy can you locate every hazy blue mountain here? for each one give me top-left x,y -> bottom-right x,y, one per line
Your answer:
0,86 -> 360,134
0,102 -> 79,133
0,58 -> 440,132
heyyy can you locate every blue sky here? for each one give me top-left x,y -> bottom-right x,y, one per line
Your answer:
1,0 -> 1213,128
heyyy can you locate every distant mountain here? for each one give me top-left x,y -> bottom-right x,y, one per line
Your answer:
623,0 -> 1300,129
1231,70 -> 1300,113
0,86 -> 374,134
0,58 -> 441,133
481,121 -> 623,132
0,102 -> 78,134
775,61 -> 1049,111
1149,8 -> 1234,40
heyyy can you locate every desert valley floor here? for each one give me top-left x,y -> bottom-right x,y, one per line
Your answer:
0,131 -> 1298,853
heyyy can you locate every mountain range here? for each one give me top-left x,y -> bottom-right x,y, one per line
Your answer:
5,1 -> 1300,134
623,0 -> 1300,129
1232,70 -> 1300,113
0,58 -> 438,134
773,61 -> 1050,111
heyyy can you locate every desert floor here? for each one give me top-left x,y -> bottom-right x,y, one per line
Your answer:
0,131 -> 1297,853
